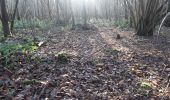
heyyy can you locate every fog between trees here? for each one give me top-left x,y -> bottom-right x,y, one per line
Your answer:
1,0 -> 170,36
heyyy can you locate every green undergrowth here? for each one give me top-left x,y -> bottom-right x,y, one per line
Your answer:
138,81 -> 153,97
0,38 -> 38,57
106,48 -> 120,56
22,79 -> 41,85
0,22 -> 2,33
0,19 -> 53,33
90,19 -> 115,27
57,53 -> 69,64
114,19 -> 129,29
140,81 -> 152,90
0,38 -> 38,67
90,18 -> 129,28
14,19 -> 54,30
0,34 -> 5,42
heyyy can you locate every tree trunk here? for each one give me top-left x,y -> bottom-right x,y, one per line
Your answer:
127,0 -> 167,36
47,0 -> 52,19
70,0 -> 75,29
83,0 -> 87,27
164,0 -> 170,27
10,0 -> 19,32
124,0 -> 128,20
55,0 -> 60,24
0,0 -> 11,37
16,7 -> 20,20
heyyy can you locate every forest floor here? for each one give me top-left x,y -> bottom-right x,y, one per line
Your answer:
0,25 -> 170,99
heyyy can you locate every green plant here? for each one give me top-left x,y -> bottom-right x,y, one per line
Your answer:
114,19 -> 129,29
57,53 -> 69,64
0,34 -> 6,42
92,59 -> 100,65
22,79 -> 40,85
13,19 -> 53,30
140,81 -> 152,90
0,40 -> 37,57
91,19 -> 115,27
106,48 -> 120,56
0,22 -> 2,33
0,38 -> 38,67
111,49 -> 120,55
31,56 -> 41,62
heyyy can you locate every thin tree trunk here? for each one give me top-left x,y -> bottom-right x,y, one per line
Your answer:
47,0 -> 52,19
55,0 -> 60,23
70,0 -> 75,29
16,7 -> 20,20
124,0 -> 128,20
10,0 -> 19,32
83,0 -> 87,27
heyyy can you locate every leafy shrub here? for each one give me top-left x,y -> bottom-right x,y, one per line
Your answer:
57,53 -> 69,64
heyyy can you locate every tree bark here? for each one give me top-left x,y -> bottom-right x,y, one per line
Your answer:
0,0 -> 11,37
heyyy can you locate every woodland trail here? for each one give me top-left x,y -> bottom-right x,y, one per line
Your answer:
39,27 -> 132,60
41,27 -> 170,61
37,27 -> 170,99
1,27 -> 170,99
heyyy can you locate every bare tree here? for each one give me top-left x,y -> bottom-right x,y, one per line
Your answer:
127,0 -> 168,36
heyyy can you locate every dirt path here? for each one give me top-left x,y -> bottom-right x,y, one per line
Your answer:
1,27 -> 170,99
99,31 -> 130,52
39,27 -> 134,60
